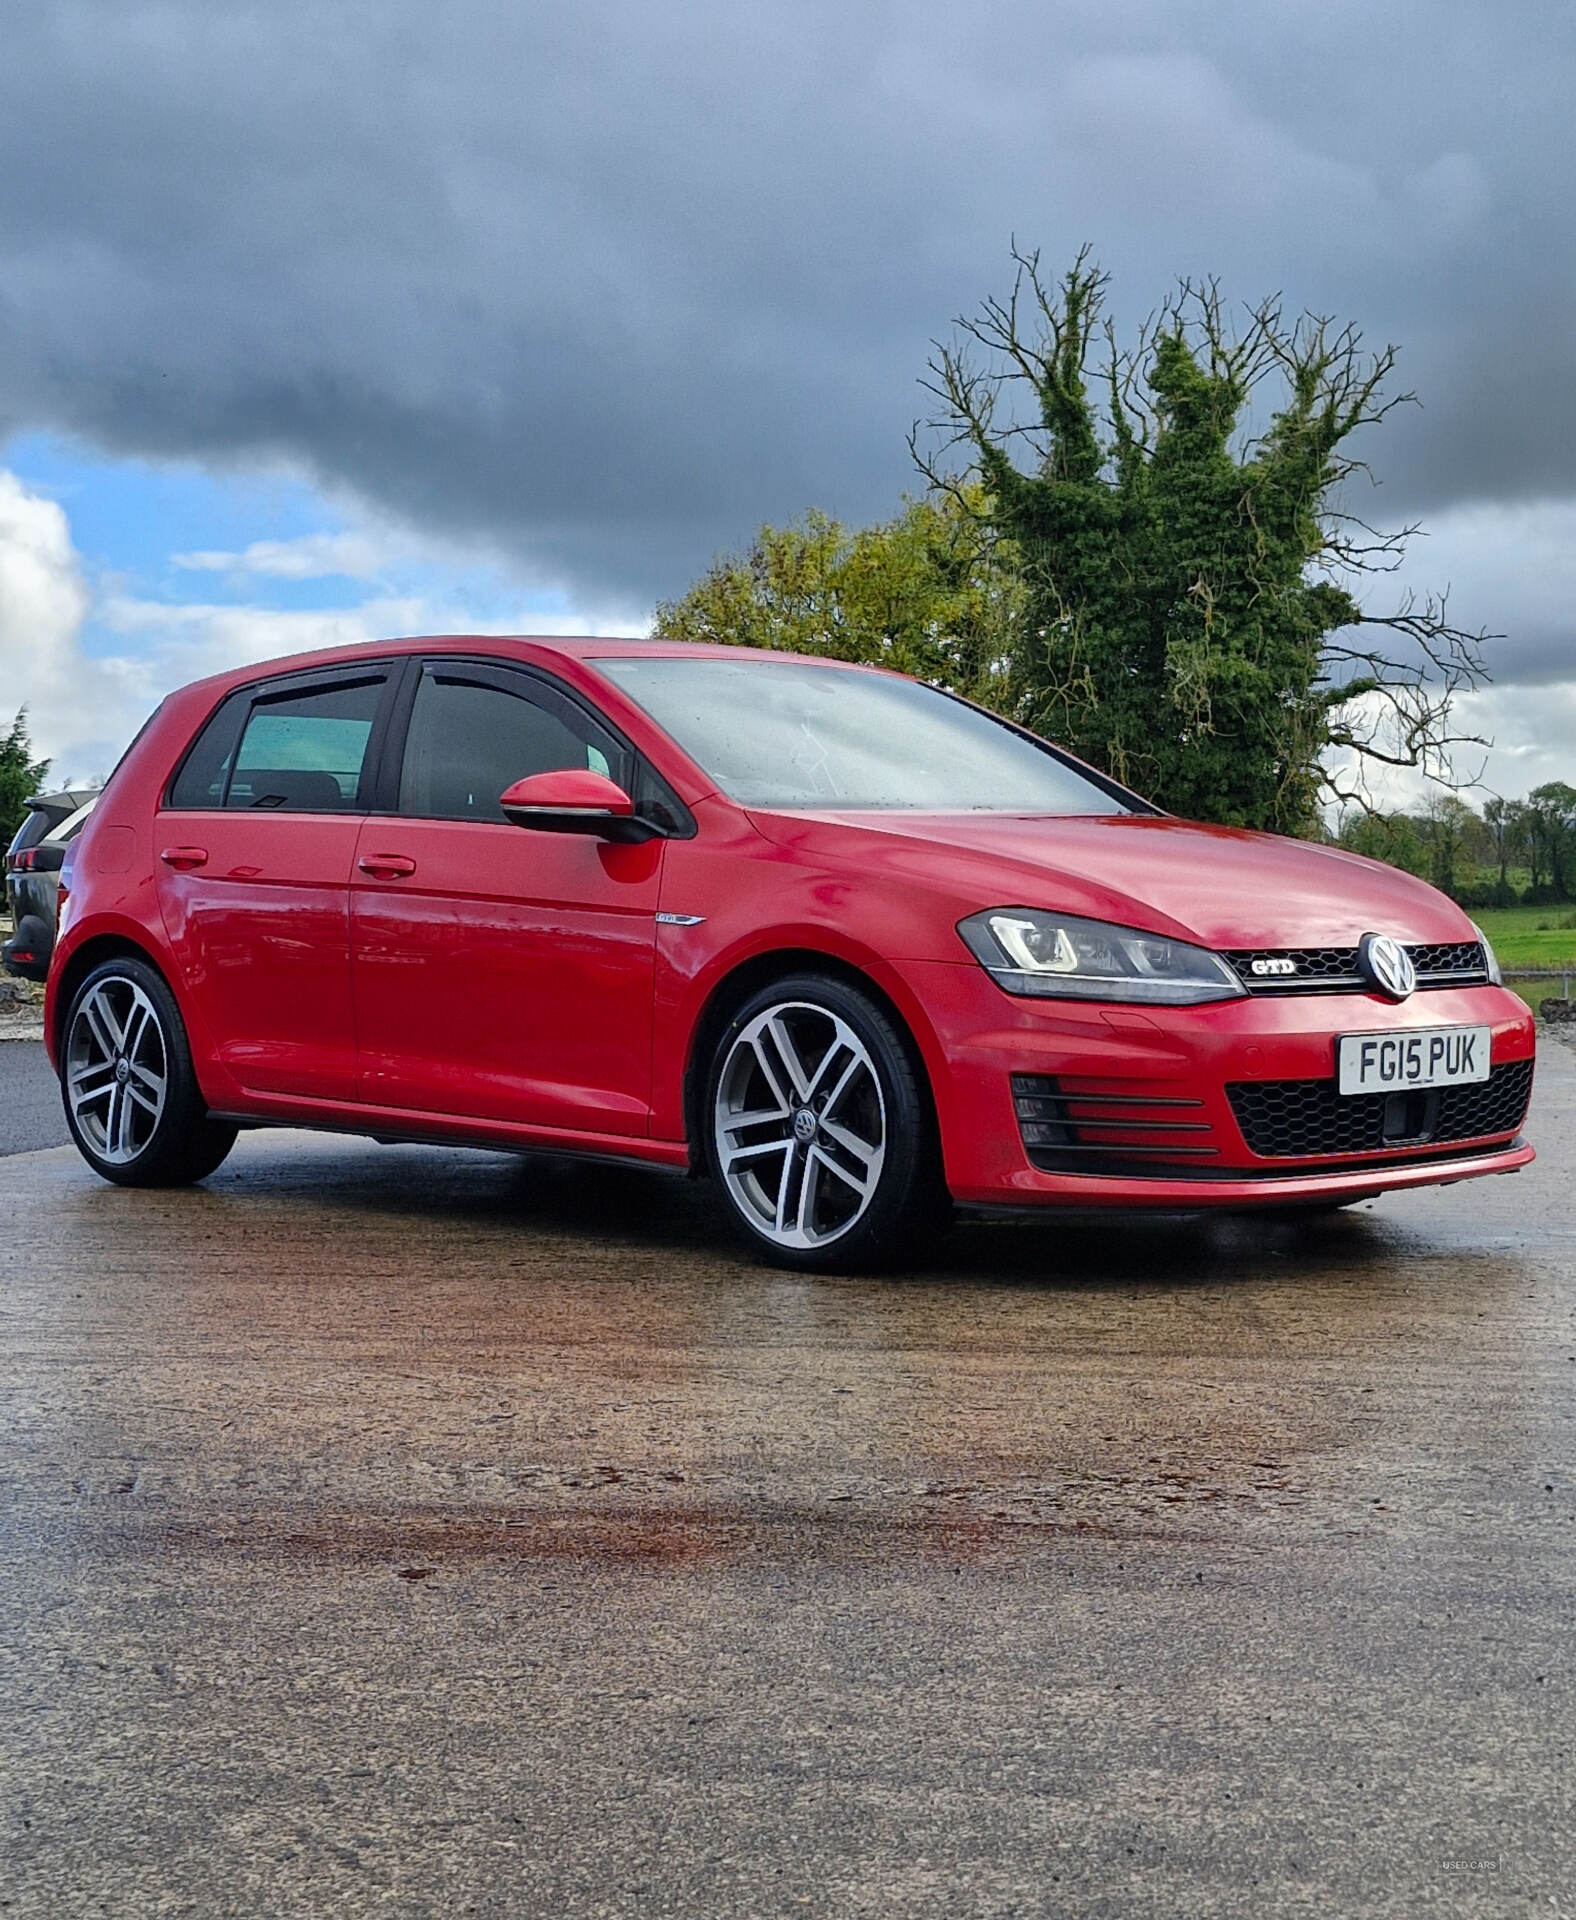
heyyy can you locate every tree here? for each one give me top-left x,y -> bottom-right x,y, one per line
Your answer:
1481,795 -> 1527,901
1417,792 -> 1480,897
916,247 -> 1492,833
1336,809 -> 1427,879
1525,782 -> 1576,899
0,710 -> 50,846
653,490 -> 1023,708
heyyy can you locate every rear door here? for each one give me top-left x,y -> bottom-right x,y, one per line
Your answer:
154,663 -> 397,1102
350,657 -> 665,1135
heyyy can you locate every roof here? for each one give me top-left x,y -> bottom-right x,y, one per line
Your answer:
175,632 -> 891,703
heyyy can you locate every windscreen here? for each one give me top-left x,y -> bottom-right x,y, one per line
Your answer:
595,657 -> 1131,813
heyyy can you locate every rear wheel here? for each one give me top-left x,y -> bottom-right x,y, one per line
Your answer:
704,973 -> 946,1271
62,957 -> 237,1187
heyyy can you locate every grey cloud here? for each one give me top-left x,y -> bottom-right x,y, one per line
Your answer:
2,0 -> 1575,658
1478,626 -> 1576,690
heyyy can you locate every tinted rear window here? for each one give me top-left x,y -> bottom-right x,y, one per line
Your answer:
168,674 -> 387,811
7,809 -> 58,857
230,684 -> 380,811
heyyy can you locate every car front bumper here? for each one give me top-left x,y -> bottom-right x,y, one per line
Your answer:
905,961 -> 1538,1208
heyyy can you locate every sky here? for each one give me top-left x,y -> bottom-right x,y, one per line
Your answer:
1,0 -> 1574,801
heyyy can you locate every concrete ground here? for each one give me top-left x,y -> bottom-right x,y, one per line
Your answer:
0,1036 -> 66,1156
1,1041 -> 1572,1918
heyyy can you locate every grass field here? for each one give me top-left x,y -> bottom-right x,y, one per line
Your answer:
1472,906 -> 1576,971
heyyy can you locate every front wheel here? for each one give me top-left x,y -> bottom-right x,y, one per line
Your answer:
704,973 -> 946,1271
61,957 -> 238,1187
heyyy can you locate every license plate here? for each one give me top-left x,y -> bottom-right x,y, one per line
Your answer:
1337,1026 -> 1491,1096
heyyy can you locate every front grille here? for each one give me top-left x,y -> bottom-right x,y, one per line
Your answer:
1227,1058 -> 1534,1160
1224,941 -> 1487,995
1012,1074 -> 1220,1173
1226,946 -> 1363,985
1409,941 -> 1488,978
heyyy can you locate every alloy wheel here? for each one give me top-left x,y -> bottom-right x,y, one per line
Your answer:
65,976 -> 169,1166
713,999 -> 887,1250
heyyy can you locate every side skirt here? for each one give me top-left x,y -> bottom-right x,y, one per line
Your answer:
208,1095 -> 694,1177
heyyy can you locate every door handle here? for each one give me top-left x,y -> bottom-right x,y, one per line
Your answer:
358,854 -> 417,879
159,845 -> 209,870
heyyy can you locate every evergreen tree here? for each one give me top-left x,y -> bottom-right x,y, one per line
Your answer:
0,710 -> 50,846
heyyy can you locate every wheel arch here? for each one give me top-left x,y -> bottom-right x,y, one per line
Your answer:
49,907 -> 239,1101
680,945 -> 946,1176
51,933 -> 167,1059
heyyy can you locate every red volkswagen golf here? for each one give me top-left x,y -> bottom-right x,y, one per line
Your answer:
46,636 -> 1536,1269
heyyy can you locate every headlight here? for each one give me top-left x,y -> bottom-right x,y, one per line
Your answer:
1469,920 -> 1503,986
958,908 -> 1247,1005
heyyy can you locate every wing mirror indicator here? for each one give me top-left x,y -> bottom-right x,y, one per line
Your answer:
499,769 -> 661,844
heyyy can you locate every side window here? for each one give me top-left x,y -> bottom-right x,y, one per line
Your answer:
397,672 -> 627,822
167,692 -> 248,810
227,679 -> 385,812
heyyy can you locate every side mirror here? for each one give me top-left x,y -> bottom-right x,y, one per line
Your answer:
499,768 -> 660,843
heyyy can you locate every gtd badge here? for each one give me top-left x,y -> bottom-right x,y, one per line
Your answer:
1359,932 -> 1417,1001
1250,957 -> 1297,977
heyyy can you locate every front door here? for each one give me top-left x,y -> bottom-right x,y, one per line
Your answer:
153,665 -> 393,1102
350,660 -> 663,1136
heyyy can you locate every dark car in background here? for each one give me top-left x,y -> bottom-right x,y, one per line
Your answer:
4,789 -> 100,981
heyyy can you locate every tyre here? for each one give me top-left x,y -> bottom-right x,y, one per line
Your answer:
704,972 -> 947,1271
61,956 -> 238,1187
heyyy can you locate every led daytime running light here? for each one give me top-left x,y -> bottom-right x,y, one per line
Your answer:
959,908 -> 1246,1006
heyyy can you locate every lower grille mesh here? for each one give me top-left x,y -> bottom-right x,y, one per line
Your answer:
1227,1058 -> 1534,1160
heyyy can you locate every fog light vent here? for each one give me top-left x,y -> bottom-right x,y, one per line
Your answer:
1010,1074 -> 1218,1173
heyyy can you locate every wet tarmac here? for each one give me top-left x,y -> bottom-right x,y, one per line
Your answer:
2,1044 -> 1573,1917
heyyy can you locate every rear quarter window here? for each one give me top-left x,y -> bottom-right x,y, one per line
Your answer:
166,691 -> 249,810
